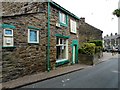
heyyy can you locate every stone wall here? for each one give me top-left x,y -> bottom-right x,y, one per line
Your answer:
79,52 -> 103,65
49,5 -> 80,69
79,18 -> 103,44
2,2 -> 48,82
2,2 -> 47,16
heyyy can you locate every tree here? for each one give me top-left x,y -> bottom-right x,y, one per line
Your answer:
113,9 -> 120,17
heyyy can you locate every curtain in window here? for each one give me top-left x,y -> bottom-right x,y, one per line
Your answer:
56,38 -> 67,60
70,20 -> 76,33
30,30 -> 37,42
60,12 -> 66,24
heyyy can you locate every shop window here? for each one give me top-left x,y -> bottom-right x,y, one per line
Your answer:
56,38 -> 68,61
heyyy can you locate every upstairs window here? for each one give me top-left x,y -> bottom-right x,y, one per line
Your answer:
28,29 -> 39,43
70,19 -> 77,33
59,12 -> 68,27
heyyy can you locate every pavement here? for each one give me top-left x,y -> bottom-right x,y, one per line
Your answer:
22,57 -> 118,88
1,52 -> 119,89
100,52 -> 118,61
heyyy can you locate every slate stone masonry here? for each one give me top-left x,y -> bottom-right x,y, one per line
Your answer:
49,5 -> 80,69
79,18 -> 103,44
1,2 -> 103,83
2,2 -> 48,82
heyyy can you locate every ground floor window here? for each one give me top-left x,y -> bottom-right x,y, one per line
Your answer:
3,28 -> 14,47
28,29 -> 39,43
56,38 -> 68,61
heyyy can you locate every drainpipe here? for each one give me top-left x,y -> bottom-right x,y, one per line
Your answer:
47,0 -> 51,72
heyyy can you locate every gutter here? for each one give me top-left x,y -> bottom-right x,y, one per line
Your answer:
50,1 -> 80,20
47,1 -> 51,72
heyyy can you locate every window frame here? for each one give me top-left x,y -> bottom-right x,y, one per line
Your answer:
3,28 -> 14,47
70,19 -> 77,34
56,38 -> 68,61
4,28 -> 13,36
59,11 -> 68,27
3,37 -> 14,47
28,29 -> 39,44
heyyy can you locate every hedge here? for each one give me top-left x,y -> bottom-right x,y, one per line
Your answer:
79,43 -> 96,55
89,40 -> 103,47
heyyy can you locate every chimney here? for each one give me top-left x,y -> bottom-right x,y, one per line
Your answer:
80,17 -> 85,24
115,33 -> 117,35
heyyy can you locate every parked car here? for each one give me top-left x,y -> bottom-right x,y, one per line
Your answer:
103,47 -> 112,52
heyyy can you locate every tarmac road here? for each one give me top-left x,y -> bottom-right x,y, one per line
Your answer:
21,57 -> 118,88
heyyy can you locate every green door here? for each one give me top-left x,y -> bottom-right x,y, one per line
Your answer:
72,40 -> 79,64
72,45 -> 76,64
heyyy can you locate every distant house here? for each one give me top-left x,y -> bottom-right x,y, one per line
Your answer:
119,0 -> 120,34
1,0 -> 103,82
103,33 -> 119,50
117,35 -> 120,53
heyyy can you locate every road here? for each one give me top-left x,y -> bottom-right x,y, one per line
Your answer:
20,58 -> 118,88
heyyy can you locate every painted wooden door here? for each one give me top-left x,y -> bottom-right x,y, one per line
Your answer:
72,46 -> 76,64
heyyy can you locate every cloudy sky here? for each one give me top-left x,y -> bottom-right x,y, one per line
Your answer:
53,0 -> 119,37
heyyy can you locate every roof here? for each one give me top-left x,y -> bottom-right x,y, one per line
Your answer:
85,22 -> 103,33
50,1 -> 80,20
2,0 -> 80,20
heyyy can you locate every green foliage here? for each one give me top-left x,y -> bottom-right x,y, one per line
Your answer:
89,40 -> 103,53
95,46 -> 103,53
89,40 -> 103,47
113,9 -> 120,17
79,43 -> 96,55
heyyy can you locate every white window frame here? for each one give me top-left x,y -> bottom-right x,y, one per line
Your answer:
3,28 -> 14,47
56,38 -> 68,62
4,28 -> 13,36
70,19 -> 77,33
3,37 -> 14,47
59,12 -> 67,24
28,29 -> 39,43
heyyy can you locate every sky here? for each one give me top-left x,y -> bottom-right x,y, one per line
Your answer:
53,0 -> 119,37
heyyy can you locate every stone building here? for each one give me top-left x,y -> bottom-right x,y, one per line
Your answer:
1,0 -> 103,82
79,18 -> 103,44
103,33 -> 119,50
1,1 -> 80,82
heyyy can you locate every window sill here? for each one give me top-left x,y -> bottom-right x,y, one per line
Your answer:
56,59 -> 69,67
2,46 -> 16,49
60,23 -> 68,27
28,42 -> 39,45
70,31 -> 77,34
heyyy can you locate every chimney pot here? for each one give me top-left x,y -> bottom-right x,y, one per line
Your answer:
80,17 -> 85,23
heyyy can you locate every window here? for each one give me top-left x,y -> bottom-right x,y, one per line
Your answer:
3,29 -> 14,47
70,19 -> 77,33
28,29 -> 39,43
56,38 -> 68,61
4,29 -> 13,36
59,12 -> 68,26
